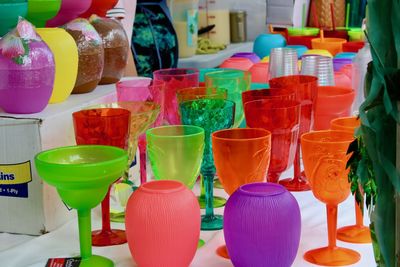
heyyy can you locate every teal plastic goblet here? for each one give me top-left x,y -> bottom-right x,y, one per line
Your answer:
180,99 -> 235,230
204,69 -> 250,128
35,145 -> 128,267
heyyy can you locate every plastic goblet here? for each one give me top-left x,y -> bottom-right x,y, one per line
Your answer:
314,86 -> 355,130
26,0 -> 61,27
81,0 -> 118,17
153,68 -> 199,125
244,99 -> 300,183
73,108 -> 130,247
212,128 -> 272,258
242,88 -> 296,108
330,117 -> 371,244
35,145 -> 128,267
180,99 -> 235,230
116,78 -> 165,185
301,130 -> 361,266
46,0 -> 91,27
176,87 -> 228,208
205,69 -> 250,128
147,125 -> 204,188
269,75 -> 318,191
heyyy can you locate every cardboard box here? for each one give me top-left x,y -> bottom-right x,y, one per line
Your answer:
0,84 -> 119,235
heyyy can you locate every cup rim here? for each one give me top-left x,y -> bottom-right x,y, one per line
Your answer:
140,180 -> 185,194
212,128 -> 271,142
238,182 -> 287,197
301,130 -> 354,144
146,125 -> 205,139
153,68 -> 199,77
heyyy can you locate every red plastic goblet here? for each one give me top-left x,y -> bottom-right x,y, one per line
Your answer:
269,75 -> 318,191
73,108 -> 130,246
116,78 -> 166,185
244,99 -> 300,183
242,88 -> 296,107
153,68 -> 199,125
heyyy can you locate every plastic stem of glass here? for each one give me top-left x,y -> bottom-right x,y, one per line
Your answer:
124,139 -> 138,181
78,209 -> 92,260
327,204 -> 338,248
101,188 -> 112,232
293,146 -> 302,182
200,174 -> 206,199
204,173 -> 216,219
138,135 -> 147,185
355,198 -> 364,226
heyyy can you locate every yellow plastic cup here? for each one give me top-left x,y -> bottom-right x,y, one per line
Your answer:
37,28 -> 79,104
303,49 -> 333,58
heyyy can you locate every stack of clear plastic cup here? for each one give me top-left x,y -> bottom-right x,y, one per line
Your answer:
301,55 -> 335,86
268,48 -> 299,79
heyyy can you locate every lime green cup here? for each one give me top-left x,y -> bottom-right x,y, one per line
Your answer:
35,145 -> 128,267
147,125 -> 205,188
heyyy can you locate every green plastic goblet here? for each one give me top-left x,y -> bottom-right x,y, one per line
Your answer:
180,99 -> 235,230
147,125 -> 205,188
35,145 -> 128,267
204,69 -> 250,128
176,87 -> 228,208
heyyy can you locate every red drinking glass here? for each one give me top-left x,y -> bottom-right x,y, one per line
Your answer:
153,68 -> 199,125
269,75 -> 318,191
116,78 -> 166,185
244,99 -> 300,183
73,108 -> 130,246
241,88 -> 296,108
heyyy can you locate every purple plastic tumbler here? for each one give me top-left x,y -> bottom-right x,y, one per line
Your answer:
0,39 -> 55,114
224,183 -> 301,267
232,52 -> 261,63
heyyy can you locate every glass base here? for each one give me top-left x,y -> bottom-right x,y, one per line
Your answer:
216,245 -> 230,259
198,239 -> 205,248
337,225 -> 372,244
110,211 -> 125,223
198,196 -> 226,209
279,177 -> 311,192
304,246 -> 360,266
92,229 -> 127,246
80,255 -> 114,267
213,179 -> 223,189
201,214 -> 223,230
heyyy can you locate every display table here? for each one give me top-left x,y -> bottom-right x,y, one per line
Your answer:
177,42 -> 254,69
0,166 -> 375,267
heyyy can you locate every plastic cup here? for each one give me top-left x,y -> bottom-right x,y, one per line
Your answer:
311,37 -> 347,56
220,57 -> 254,71
301,55 -> 335,86
268,48 -> 299,79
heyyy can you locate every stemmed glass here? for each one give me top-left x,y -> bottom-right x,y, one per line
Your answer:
269,75 -> 318,191
301,130 -> 361,266
116,79 -> 166,185
176,87 -> 228,208
204,69 -> 250,128
35,145 -> 128,266
212,128 -> 272,258
153,68 -> 199,125
73,108 -> 130,246
180,99 -> 235,230
244,99 -> 301,183
331,117 -> 371,244
146,125 -> 205,188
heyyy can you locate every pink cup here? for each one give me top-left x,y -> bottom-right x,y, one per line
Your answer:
249,62 -> 269,83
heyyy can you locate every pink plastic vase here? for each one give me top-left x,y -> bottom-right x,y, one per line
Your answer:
220,57 -> 254,71
125,180 -> 200,267
46,0 -> 92,27
249,62 -> 269,83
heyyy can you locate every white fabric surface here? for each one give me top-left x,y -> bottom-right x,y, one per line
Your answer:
0,167 -> 376,267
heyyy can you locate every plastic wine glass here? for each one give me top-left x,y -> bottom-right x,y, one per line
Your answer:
116,79 -> 165,185
153,68 -> 199,125
269,75 -> 319,191
204,69 -> 250,128
180,99 -> 235,230
73,108 -> 130,246
212,128 -> 272,258
35,145 -> 128,267
330,117 -> 371,244
176,87 -> 228,209
301,130 -> 361,266
244,99 -> 300,183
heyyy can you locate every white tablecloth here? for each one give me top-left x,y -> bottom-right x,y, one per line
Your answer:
0,167 -> 375,267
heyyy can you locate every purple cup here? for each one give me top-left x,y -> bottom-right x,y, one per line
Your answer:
232,52 -> 261,63
0,41 -> 55,114
333,58 -> 353,72
224,182 -> 301,267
